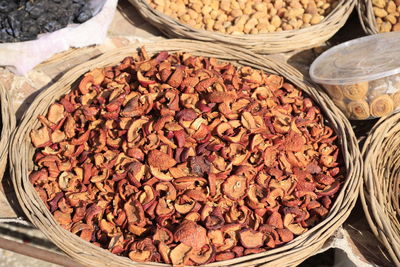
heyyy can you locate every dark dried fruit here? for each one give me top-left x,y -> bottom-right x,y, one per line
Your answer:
0,0 -> 94,43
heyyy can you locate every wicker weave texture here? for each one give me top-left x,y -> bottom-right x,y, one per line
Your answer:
0,83 -> 15,186
361,112 -> 400,265
129,0 -> 356,54
10,40 -> 362,267
357,0 -> 379,34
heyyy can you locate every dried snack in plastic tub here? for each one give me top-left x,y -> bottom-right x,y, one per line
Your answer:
347,100 -> 371,120
370,94 -> 394,117
341,82 -> 369,101
310,32 -> 400,120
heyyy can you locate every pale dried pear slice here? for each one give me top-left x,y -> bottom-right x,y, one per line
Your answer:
347,100 -> 370,119
323,84 -> 344,100
370,95 -> 394,117
393,92 -> 400,107
342,82 -> 369,101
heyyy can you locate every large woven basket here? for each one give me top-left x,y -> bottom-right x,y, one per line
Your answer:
357,0 -> 379,34
129,0 -> 356,54
10,40 -> 362,267
0,83 -> 15,184
361,112 -> 400,265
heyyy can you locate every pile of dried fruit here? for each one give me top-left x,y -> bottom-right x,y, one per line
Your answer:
373,0 -> 400,32
0,0 -> 93,43
147,0 -> 339,34
29,49 -> 344,265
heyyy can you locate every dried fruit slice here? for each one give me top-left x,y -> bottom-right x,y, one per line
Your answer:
283,213 -> 307,235
393,92 -> 400,107
189,244 -> 216,265
124,198 -> 145,227
147,150 -> 176,170
285,130 -> 306,152
30,127 -> 51,148
174,220 -> 208,249
342,82 -> 368,100
47,103 -> 65,124
170,243 -> 192,266
347,100 -> 370,119
239,229 -> 265,249
153,227 -> 174,245
370,94 -> 394,117
158,242 -> 171,264
128,250 -> 151,262
222,175 -> 248,200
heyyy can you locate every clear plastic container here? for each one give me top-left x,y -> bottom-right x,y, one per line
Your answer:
310,32 -> 400,120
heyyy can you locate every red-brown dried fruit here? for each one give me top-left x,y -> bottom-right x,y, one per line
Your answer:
285,131 -> 306,152
124,198 -> 145,227
222,175 -> 248,200
215,252 -> 235,261
170,243 -> 192,266
207,91 -> 236,103
153,227 -> 174,245
30,127 -> 51,148
147,150 -> 176,171
174,220 -> 208,249
239,229 -> 265,248
29,49 -> 343,266
189,244 -> 215,265
128,250 -> 151,262
168,65 -> 185,88
277,228 -> 294,242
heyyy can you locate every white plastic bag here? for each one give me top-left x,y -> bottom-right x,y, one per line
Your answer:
0,0 -> 118,76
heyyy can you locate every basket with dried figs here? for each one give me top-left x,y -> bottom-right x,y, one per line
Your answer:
10,41 -> 362,267
311,32 -> 400,120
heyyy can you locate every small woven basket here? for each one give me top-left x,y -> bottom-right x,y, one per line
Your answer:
129,0 -> 356,54
0,83 -> 15,184
10,40 -> 362,267
361,112 -> 400,265
357,0 -> 379,34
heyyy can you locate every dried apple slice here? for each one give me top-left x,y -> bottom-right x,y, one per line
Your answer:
239,229 -> 265,249
31,127 -> 51,148
170,243 -> 192,266
174,220 -> 208,249
189,244 -> 216,265
124,198 -> 145,227
128,250 -> 151,262
147,150 -> 176,171
222,175 -> 248,200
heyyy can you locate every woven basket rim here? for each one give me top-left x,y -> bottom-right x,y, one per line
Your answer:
10,39 -> 362,267
357,0 -> 379,35
128,0 -> 356,54
0,83 -> 15,187
361,111 -> 400,265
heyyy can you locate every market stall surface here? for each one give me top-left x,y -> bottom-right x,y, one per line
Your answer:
0,1 -> 392,266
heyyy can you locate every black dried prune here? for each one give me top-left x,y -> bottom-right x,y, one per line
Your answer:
7,15 -> 22,38
0,1 -> 17,13
43,20 -> 62,32
75,7 -> 92,23
22,20 -> 40,36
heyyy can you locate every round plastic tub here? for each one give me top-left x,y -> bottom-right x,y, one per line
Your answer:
310,32 -> 400,120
